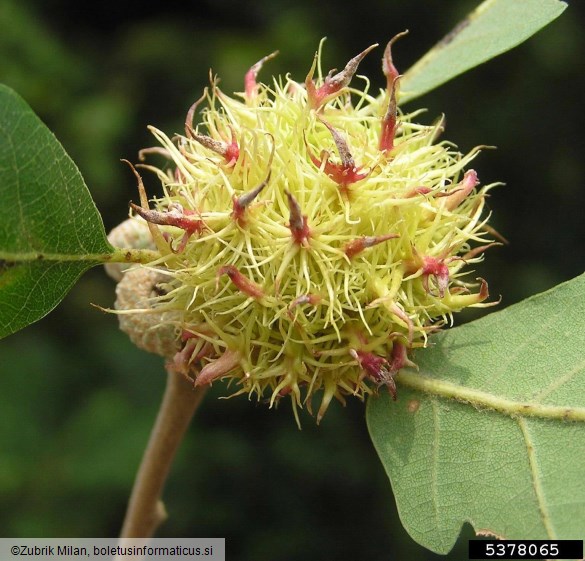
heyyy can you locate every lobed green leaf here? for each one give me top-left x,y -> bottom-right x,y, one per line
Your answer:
367,273 -> 585,553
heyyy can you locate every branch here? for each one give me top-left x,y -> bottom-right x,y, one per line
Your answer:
119,369 -> 207,538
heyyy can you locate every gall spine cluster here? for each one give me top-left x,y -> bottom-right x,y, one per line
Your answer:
110,35 -> 499,423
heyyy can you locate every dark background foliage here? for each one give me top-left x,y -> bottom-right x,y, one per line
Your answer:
0,1 -> 583,559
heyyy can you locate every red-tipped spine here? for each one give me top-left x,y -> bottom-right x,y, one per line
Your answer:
186,124 -> 240,167
217,265 -> 265,299
245,51 -> 279,100
443,169 -> 478,210
306,44 -> 378,109
350,349 -> 397,400
379,77 -> 400,153
421,256 -> 450,298
285,190 -> 311,246
306,122 -> 369,190
379,32 -> 407,153
344,233 -> 399,259
382,31 -> 407,91
231,174 -> 270,224
194,349 -> 243,387
231,141 -> 274,224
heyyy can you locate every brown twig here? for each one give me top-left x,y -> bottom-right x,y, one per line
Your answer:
119,370 -> 207,538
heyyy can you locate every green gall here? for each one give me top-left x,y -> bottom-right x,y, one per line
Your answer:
112,36 -> 500,424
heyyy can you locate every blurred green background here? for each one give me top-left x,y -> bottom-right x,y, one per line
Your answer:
0,0 -> 583,559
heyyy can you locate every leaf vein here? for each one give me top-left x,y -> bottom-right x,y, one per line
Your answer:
490,306 -> 566,387
431,400 -> 440,531
532,359 -> 585,403
396,370 -> 585,422
517,418 -> 556,538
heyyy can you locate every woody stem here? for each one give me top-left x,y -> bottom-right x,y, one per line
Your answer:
119,369 -> 207,538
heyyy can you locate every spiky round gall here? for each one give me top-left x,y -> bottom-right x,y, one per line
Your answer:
112,37 -> 500,423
